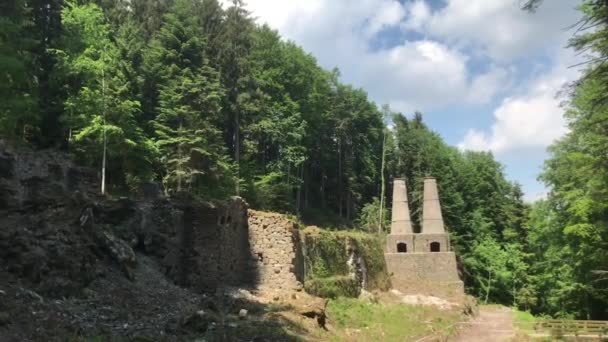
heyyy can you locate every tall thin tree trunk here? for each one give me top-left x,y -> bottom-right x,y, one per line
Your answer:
177,122 -> 183,192
233,2 -> 240,196
303,163 -> 309,211
378,130 -> 386,233
320,169 -> 326,208
296,163 -> 303,215
235,108 -> 239,195
346,191 -> 351,222
101,66 -> 107,195
485,269 -> 492,304
338,140 -> 342,218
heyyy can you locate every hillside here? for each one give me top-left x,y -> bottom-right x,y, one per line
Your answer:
2,0 -> 608,331
0,142 -> 471,341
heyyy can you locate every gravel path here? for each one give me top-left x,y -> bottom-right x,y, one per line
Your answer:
452,306 -> 515,342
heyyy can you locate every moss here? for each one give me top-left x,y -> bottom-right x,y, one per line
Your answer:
304,276 -> 360,298
300,227 -> 390,298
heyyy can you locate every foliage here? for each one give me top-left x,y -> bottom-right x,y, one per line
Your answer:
0,0 -> 37,140
521,0 -> 608,319
145,0 -> 234,196
55,1 -> 156,191
7,0 -> 604,320
1,0 -> 386,219
304,276 -> 360,298
301,227 -> 390,297
525,78 -> 608,318
356,197 -> 390,233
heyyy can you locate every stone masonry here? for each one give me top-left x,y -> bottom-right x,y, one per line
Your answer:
247,210 -> 304,291
384,177 -> 464,300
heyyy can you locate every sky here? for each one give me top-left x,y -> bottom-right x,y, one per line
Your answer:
220,0 -> 583,202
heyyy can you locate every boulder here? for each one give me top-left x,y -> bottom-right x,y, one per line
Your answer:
99,231 -> 137,280
238,309 -> 248,319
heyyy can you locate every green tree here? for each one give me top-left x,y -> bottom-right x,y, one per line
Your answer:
147,0 -> 233,197
0,0 -> 37,140
30,0 -> 65,147
219,0 -> 255,194
55,1 -> 155,192
356,197 -> 390,233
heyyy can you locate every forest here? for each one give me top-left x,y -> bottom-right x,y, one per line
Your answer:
1,0 -> 606,320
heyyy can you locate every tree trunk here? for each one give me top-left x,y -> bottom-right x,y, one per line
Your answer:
234,107 -> 240,195
338,141 -> 342,218
296,163 -> 303,215
484,269 -> 492,304
304,163 -> 309,211
379,131 -> 386,233
101,66 -> 107,195
177,122 -> 183,192
346,191 -> 352,222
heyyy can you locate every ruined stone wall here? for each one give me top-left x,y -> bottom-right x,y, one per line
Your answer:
0,140 -> 301,297
145,196 -> 253,292
193,197 -> 252,290
247,210 -> 303,291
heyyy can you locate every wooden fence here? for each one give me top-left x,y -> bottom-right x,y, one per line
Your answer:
531,320 -> 608,338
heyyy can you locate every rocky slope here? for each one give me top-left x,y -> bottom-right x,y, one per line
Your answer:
0,141 -> 318,341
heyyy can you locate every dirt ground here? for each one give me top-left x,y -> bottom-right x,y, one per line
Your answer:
451,305 -> 515,342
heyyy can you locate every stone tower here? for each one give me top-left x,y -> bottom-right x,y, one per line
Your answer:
385,178 -> 415,253
384,177 -> 463,300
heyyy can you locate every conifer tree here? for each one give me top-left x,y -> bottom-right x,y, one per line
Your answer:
0,0 -> 37,140
147,0 -> 234,196
220,0 -> 255,194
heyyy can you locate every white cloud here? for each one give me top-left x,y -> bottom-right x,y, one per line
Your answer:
468,66 -> 511,104
367,1 -> 406,37
401,0 -> 431,32
405,0 -> 581,61
221,0 -> 512,110
458,51 -> 579,153
459,93 -> 567,153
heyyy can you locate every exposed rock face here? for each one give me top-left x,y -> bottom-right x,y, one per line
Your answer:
0,214 -> 99,297
0,140 -> 97,211
346,238 -> 368,291
247,210 -> 304,291
0,142 -> 99,296
0,141 -> 253,299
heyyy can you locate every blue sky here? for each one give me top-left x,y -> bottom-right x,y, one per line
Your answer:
220,0 -> 583,201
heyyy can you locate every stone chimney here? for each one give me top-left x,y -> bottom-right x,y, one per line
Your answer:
390,178 -> 413,234
422,177 -> 445,233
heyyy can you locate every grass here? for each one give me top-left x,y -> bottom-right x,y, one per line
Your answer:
513,309 -> 537,331
511,308 -> 557,341
322,297 -> 461,341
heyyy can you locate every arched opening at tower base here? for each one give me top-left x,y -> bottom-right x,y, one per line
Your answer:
430,242 -> 440,252
397,242 -> 407,253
